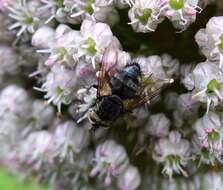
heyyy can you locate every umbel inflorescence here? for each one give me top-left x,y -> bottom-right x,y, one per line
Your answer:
0,0 -> 223,190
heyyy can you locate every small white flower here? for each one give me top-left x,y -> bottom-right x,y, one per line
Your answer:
158,0 -> 202,30
93,5 -> 119,26
146,113 -> 170,138
0,86 -> 35,150
101,41 -> 130,72
153,131 -> 190,178
0,85 -> 32,118
36,24 -> 81,67
17,131 -> 54,170
75,59 -> 97,86
195,16 -> 223,68
159,178 -> 193,190
90,140 -> 129,186
192,134 -> 216,165
32,26 -> 55,49
52,150 -> 95,190
180,63 -> 196,90
173,93 -> 201,128
196,173 -> 223,190
74,87 -> 97,123
76,19 -> 115,69
53,121 -> 90,162
161,54 -> 180,77
187,61 -> 223,112
67,0 -> 119,25
117,165 -> 141,190
193,112 -> 223,153
135,55 -> 174,88
128,0 -> 163,33
37,64 -> 77,112
29,100 -> 55,129
7,0 -> 48,36
36,21 -> 119,69
136,55 -> 166,78
39,0 -> 68,23
0,113 -> 27,147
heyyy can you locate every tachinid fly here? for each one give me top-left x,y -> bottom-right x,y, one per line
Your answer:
87,49 -> 172,130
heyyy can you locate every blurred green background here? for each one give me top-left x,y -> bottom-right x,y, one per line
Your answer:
0,168 -> 47,190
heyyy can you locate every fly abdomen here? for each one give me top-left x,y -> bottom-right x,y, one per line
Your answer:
97,95 -> 123,121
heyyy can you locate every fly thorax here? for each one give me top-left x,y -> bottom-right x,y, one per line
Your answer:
124,65 -> 141,78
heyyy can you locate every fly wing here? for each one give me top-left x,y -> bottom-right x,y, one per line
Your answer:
97,69 -> 111,97
123,72 -> 174,111
97,47 -> 118,98
123,88 -> 161,111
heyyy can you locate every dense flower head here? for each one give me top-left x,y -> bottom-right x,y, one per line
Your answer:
1,1 -> 223,190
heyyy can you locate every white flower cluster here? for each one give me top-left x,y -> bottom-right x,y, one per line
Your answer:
31,20 -> 130,112
0,1 -> 223,190
128,0 -> 202,32
90,140 -> 140,189
0,85 -> 54,157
